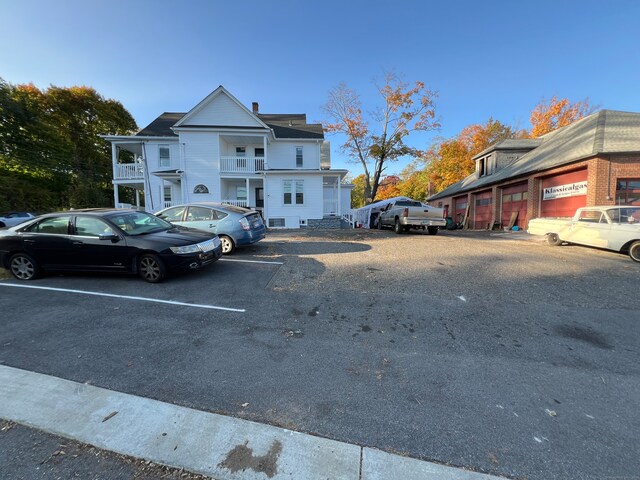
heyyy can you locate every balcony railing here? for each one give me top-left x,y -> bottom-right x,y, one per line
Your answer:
220,156 -> 265,174
222,199 -> 249,208
115,163 -> 144,180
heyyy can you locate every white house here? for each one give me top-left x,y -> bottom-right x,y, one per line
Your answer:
102,86 -> 352,228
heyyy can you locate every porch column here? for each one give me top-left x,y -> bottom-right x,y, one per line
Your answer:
113,184 -> 120,207
111,144 -> 118,179
135,189 -> 140,208
337,176 -> 342,216
263,136 -> 268,170
246,177 -> 250,208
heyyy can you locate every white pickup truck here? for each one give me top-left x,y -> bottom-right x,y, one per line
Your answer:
528,206 -> 640,262
377,199 -> 446,235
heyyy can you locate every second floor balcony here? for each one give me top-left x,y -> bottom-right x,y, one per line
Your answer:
220,156 -> 265,174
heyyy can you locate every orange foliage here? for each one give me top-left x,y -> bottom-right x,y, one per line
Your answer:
530,96 -> 592,138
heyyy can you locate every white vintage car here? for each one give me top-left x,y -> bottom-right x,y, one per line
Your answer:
528,206 -> 640,262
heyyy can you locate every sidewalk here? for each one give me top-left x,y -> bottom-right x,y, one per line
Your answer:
0,365 -> 506,480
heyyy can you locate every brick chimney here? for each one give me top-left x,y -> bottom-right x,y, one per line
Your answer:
252,102 -> 259,114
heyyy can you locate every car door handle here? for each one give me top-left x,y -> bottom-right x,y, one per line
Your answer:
72,241 -> 84,246
24,239 -> 35,244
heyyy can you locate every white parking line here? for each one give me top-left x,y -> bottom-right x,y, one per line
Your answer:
220,258 -> 284,265
0,283 -> 245,312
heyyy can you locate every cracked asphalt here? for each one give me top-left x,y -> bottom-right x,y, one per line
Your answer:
1,228 -> 639,480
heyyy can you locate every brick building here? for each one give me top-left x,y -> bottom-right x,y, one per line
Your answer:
427,110 -> 640,229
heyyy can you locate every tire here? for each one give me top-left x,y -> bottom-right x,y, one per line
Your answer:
546,233 -> 562,246
629,241 -> 640,263
138,253 -> 166,283
9,253 -> 40,280
219,235 -> 235,254
394,218 -> 403,234
427,226 -> 438,235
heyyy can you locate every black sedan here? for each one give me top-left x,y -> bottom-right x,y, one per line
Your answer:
0,209 -> 223,283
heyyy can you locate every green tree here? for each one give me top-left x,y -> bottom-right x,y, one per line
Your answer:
0,78 -> 137,211
347,174 -> 368,209
323,72 -> 439,203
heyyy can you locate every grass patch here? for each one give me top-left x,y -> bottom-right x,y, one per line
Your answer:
0,268 -> 11,280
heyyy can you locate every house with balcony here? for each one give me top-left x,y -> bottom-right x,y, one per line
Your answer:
101,86 -> 352,228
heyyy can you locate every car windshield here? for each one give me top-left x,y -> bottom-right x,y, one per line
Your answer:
607,207 -> 640,223
107,211 -> 173,235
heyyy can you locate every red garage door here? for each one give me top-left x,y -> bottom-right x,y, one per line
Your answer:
501,182 -> 528,228
473,191 -> 492,229
453,196 -> 468,224
540,170 -> 587,217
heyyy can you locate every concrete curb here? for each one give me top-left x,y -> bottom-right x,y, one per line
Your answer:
0,365 -> 506,479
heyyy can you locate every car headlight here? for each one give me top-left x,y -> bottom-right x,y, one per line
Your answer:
170,244 -> 200,254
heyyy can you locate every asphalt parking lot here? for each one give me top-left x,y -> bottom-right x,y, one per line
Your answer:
1,228 -> 639,480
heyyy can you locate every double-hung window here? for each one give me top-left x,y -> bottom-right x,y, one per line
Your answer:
283,180 -> 304,205
296,146 -> 303,168
159,145 -> 171,168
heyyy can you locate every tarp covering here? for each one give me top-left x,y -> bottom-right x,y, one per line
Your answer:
353,196 -> 413,228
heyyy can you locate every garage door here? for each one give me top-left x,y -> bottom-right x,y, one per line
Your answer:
473,191 -> 492,229
540,170 -> 588,217
453,196 -> 468,224
501,182 -> 528,228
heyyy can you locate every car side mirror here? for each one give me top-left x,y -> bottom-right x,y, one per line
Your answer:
99,233 -> 120,242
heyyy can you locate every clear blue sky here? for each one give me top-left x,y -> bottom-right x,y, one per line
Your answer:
2,0 -> 639,176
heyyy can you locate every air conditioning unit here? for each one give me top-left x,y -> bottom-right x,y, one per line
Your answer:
299,219 -> 308,226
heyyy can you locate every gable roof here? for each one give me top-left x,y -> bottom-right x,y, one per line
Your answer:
136,112 -> 182,137
173,86 -> 269,129
257,114 -> 324,139
428,109 -> 640,201
136,111 -> 324,140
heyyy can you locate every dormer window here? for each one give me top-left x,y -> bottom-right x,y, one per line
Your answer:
477,155 -> 494,177
478,158 -> 486,177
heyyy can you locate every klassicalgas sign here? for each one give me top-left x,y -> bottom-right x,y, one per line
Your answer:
543,181 -> 588,200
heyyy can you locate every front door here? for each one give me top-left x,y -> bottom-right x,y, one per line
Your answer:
255,187 -> 264,208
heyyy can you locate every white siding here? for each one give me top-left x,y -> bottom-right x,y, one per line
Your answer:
341,187 -> 353,212
265,174 -> 324,225
144,141 -> 179,171
184,93 -> 263,128
180,132 -> 220,203
268,141 -> 321,170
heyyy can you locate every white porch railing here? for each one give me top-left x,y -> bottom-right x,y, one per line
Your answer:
163,201 -> 174,209
222,199 -> 249,208
220,156 -> 265,174
115,163 -> 144,180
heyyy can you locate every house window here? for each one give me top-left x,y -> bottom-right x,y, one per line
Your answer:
478,158 -> 486,177
193,184 -> 209,194
616,178 -> 640,205
236,186 -> 247,201
163,186 -> 172,203
283,180 -> 304,205
296,146 -> 303,168
159,146 -> 171,168
269,218 -> 285,228
255,147 -> 264,157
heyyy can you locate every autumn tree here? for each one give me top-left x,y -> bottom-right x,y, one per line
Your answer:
530,96 -> 592,138
425,118 -> 520,192
375,175 -> 402,201
322,73 -> 438,203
